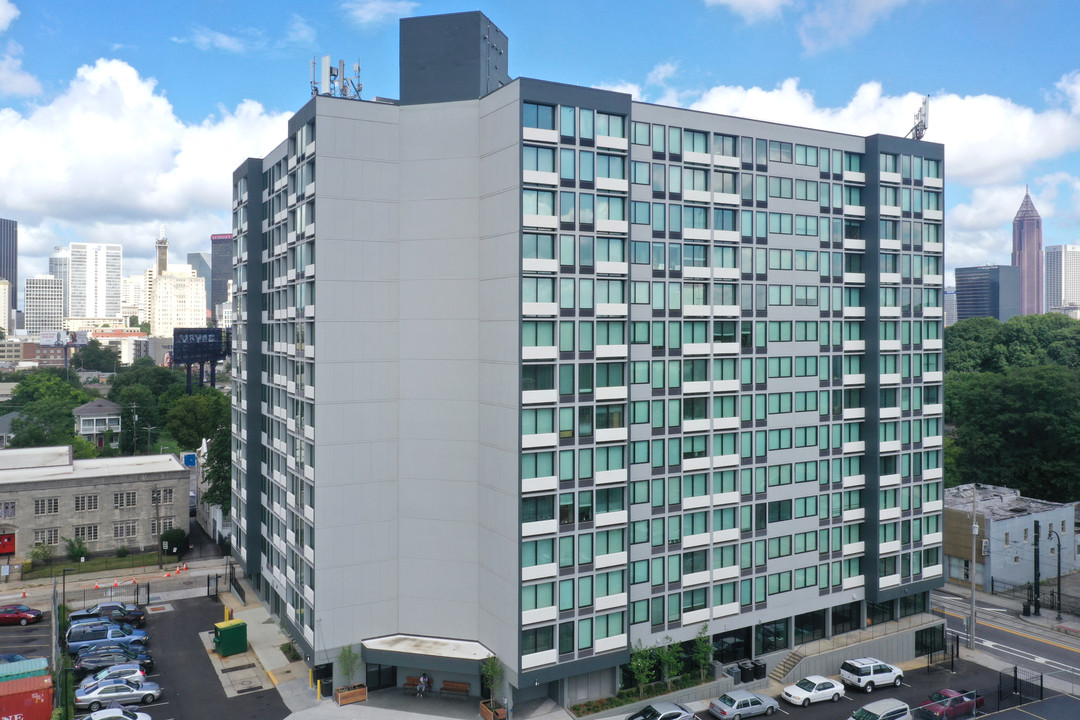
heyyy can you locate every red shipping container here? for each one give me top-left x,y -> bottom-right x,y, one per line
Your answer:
0,675 -> 53,720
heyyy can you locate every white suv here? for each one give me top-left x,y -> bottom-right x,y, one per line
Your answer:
839,657 -> 903,692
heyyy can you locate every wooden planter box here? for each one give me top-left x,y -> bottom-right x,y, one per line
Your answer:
480,699 -> 507,720
335,684 -> 367,705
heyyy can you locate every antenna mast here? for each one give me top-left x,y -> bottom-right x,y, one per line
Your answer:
310,56 -> 363,99
906,95 -> 930,141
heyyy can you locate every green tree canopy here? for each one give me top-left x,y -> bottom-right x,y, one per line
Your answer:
944,313 -> 1080,373
71,339 -> 121,373
166,389 -> 229,451
203,421 -> 232,512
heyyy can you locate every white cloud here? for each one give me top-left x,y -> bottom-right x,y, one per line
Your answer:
174,27 -> 253,53
342,0 -> 417,27
284,14 -> 317,46
646,62 -> 678,87
0,59 -> 290,275
0,41 -> 40,96
592,82 -> 643,101
798,0 -> 910,54
703,0 -> 792,23
0,0 -> 17,33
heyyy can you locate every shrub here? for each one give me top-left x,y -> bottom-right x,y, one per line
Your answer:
161,528 -> 187,556
280,642 -> 301,661
115,546 -> 129,558
29,543 -> 53,566
62,536 -> 90,562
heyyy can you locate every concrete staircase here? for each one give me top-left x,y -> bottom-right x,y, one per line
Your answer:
769,650 -> 804,683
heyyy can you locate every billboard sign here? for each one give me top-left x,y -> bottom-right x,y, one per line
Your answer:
172,327 -> 231,364
38,331 -> 89,347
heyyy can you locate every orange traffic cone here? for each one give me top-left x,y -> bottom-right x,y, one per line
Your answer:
113,580 -> 119,587
21,591 -> 26,598
165,572 -> 170,577
94,582 -> 99,589
182,563 -> 187,571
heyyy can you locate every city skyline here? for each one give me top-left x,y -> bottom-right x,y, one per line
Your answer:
1,1 -> 1080,283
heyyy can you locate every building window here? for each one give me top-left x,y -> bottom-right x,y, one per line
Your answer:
523,103 -> 555,130
74,495 -> 99,512
34,498 -> 59,515
522,626 -> 554,655
114,492 -> 137,509
33,528 -> 59,545
1004,532 -> 1009,547
1,501 -> 14,518
150,518 -> 175,536
114,521 -> 138,540
73,525 -> 99,542
151,488 -> 174,505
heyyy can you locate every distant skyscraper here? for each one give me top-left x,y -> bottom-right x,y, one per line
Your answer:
0,219 -> 17,312
1012,190 -> 1043,315
210,234 -> 232,322
156,226 -> 169,276
1044,244 -> 1080,311
150,265 -> 206,336
187,252 -> 212,317
69,243 -> 123,318
49,246 -> 71,319
955,265 -> 1020,322
944,288 -> 957,327
25,275 -> 63,335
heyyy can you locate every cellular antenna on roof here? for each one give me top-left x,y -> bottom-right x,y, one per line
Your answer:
310,56 -> 363,99
906,95 -> 929,141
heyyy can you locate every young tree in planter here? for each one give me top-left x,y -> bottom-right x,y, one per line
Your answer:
691,624 -> 713,683
655,636 -> 684,691
628,640 -> 657,698
481,655 -> 504,712
338,644 -> 360,688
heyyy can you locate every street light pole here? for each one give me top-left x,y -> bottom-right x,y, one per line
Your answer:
144,425 -> 156,455
1049,527 -> 1063,622
969,488 -> 978,650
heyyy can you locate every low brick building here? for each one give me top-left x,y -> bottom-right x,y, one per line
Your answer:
0,446 -> 189,562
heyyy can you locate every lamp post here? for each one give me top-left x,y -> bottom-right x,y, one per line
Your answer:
143,425 -> 156,455
1048,527 -> 1064,622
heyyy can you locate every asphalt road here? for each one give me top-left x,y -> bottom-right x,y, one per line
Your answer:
0,611 -> 55,662
933,593 -> 1080,686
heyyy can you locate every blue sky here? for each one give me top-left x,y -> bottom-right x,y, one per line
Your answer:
2,0 -> 1080,290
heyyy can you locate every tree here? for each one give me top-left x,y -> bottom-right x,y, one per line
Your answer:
109,384 -> 160,455
338,645 -> 360,688
11,370 -> 88,407
628,640 -> 657,698
691,624 -> 713,683
655,635 -> 684,691
62,536 -> 89,562
203,422 -> 232,512
28,543 -> 53,566
161,528 -> 187,556
480,655 -> 504,708
166,389 -> 228,450
10,396 -> 83,449
70,340 -> 120,373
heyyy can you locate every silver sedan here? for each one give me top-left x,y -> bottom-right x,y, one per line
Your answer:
74,678 -> 161,711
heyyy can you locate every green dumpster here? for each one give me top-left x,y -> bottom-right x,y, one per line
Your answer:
213,619 -> 247,657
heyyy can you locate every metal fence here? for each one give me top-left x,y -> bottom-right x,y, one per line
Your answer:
997,666 -> 1043,710
228,562 -> 246,605
991,577 -> 1080,616
926,632 -> 959,674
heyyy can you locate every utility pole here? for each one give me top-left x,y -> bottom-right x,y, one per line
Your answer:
1034,520 -> 1041,616
969,487 -> 978,649
155,487 -> 163,569
1049,527 -> 1063,621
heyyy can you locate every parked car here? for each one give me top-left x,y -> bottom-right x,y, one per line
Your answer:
70,602 -> 146,628
66,622 -> 149,654
848,698 -> 912,720
626,702 -> 696,720
77,663 -> 147,689
840,657 -> 904,693
74,678 -> 161,711
782,675 -> 846,706
708,690 -> 779,719
73,648 -> 154,680
0,604 -> 43,625
916,689 -> 985,719
89,709 -> 151,720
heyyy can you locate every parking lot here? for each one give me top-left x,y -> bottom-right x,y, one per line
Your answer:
3,595 -> 289,720
689,658 -> 1049,720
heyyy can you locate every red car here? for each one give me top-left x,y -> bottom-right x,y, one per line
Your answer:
0,604 -> 43,625
917,689 -> 984,719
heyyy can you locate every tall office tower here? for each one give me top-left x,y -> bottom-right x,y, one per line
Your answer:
187,252 -> 212,317
1012,190 -> 1042,315
149,265 -> 207,337
231,11 -> 945,705
69,243 -> 122,319
1044,244 -> 1080,312
48,247 -> 71,319
156,226 -> 169,276
943,288 -> 957,327
0,280 -> 11,336
210,234 -> 233,323
0,219 -> 17,312
24,275 -> 63,335
954,265 -> 1020,322
121,275 -> 146,324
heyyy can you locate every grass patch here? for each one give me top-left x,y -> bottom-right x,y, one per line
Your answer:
21,550 -> 164,581
280,642 -> 301,662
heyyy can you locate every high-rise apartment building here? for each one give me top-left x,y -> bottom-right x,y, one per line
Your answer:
69,243 -> 122,319
25,275 -> 63,335
49,246 -> 71,319
231,11 -> 945,705
1012,190 -> 1042,315
210,234 -> 233,323
0,219 -> 17,312
1044,244 -> 1080,313
149,265 -> 206,337
954,266 -> 1020,322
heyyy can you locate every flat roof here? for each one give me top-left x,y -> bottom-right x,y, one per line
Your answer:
362,635 -> 491,662
0,448 -> 185,486
944,483 -> 1071,520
